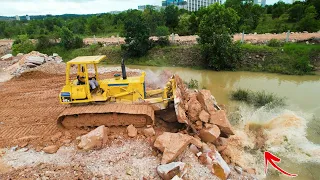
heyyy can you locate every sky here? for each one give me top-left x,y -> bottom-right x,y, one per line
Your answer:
0,0 -> 289,16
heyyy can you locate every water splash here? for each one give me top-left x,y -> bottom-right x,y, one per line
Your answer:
228,104 -> 320,178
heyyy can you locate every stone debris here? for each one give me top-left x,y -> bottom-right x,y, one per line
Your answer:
127,124 -> 137,138
78,125 -> 109,150
43,145 -> 60,154
1,54 -> 13,61
157,162 -> 187,180
199,150 -> 231,179
197,90 -> 217,113
154,132 -> 196,164
143,127 -> 155,137
199,125 -> 221,143
3,51 -> 63,76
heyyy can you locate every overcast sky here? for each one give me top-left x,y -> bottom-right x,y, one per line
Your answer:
0,0 -> 289,16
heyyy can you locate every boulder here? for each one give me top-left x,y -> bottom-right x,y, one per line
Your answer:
154,132 -> 194,164
143,127 -> 155,137
43,145 -> 59,154
199,125 -> 220,143
197,90 -> 216,113
127,124 -> 137,137
187,98 -> 202,121
210,110 -> 234,137
199,110 -> 210,123
189,144 -> 200,154
25,62 -> 38,68
157,162 -> 186,180
25,56 -> 45,65
1,54 -> 13,61
78,125 -> 109,150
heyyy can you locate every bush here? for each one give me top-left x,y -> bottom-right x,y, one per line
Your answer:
231,89 -> 285,108
156,26 -> 170,37
36,35 -> 54,50
267,39 -> 283,47
60,27 -> 84,50
184,79 -> 199,89
12,35 -> 36,55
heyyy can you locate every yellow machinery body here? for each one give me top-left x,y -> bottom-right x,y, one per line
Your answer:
58,55 -> 176,128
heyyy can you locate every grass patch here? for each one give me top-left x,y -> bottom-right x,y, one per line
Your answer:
231,89 -> 285,108
184,79 -> 199,89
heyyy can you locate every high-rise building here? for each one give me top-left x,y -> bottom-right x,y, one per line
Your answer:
261,0 -> 266,7
254,0 -> 266,7
15,15 -> 20,21
162,0 -> 220,11
186,0 -> 220,12
138,5 -> 162,11
26,15 -> 30,21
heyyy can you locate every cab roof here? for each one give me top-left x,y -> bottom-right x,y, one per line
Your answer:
67,55 -> 106,65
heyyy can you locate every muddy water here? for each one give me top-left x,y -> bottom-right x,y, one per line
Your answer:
115,65 -> 320,180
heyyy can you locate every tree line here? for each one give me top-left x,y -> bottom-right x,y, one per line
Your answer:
0,0 -> 319,39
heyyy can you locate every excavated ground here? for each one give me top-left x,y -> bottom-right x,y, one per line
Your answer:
0,70 -> 145,148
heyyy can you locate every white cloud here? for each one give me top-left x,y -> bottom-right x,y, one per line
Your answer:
0,0 -> 160,16
0,0 -> 290,16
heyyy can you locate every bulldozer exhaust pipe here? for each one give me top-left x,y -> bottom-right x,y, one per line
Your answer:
121,58 -> 127,80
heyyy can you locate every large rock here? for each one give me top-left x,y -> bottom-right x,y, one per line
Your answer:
187,97 -> 202,122
210,110 -> 234,137
199,150 -> 231,179
197,90 -> 216,113
199,110 -> 210,123
176,105 -> 188,124
199,125 -> 221,143
157,162 -> 186,180
43,145 -> 59,154
25,56 -> 45,65
154,132 -> 194,164
78,125 -> 109,150
127,124 -> 137,137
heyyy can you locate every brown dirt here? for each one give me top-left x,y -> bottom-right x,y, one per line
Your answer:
0,69 -> 141,148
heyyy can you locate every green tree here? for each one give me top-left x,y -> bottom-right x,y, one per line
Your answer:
297,6 -> 320,32
164,5 -> 179,31
155,26 -> 170,47
177,14 -> 191,35
121,10 -> 151,57
198,4 -> 241,70
189,13 -> 198,34
271,1 -> 289,19
142,6 -> 165,35
12,35 -> 36,55
288,3 -> 306,22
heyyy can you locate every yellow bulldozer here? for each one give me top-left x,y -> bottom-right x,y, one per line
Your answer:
57,55 -> 178,128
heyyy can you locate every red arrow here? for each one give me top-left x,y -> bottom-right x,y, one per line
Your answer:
264,151 -> 298,177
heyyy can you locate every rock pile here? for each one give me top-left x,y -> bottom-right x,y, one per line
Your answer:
3,51 -> 63,76
153,75 -> 235,179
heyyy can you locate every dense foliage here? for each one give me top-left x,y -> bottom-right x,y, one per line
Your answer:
0,1 -> 318,40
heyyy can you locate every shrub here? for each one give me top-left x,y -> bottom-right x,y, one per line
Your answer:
36,35 -> 54,50
12,35 -> 36,55
60,27 -> 84,50
231,89 -> 285,108
184,79 -> 199,89
267,39 -> 283,47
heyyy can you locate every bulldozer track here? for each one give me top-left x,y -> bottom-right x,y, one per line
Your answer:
58,103 -> 155,128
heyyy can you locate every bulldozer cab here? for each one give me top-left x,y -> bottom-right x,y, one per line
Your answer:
60,55 -> 106,103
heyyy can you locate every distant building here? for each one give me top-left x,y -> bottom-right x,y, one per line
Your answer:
254,0 -> 266,7
15,15 -> 20,21
138,5 -> 162,11
162,0 -> 220,11
26,15 -> 30,21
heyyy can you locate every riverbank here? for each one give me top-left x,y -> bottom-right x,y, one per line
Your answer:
4,42 -> 320,75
